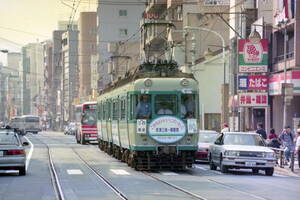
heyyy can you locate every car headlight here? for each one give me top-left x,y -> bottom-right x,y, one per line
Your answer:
224,150 -> 240,156
265,152 -> 275,158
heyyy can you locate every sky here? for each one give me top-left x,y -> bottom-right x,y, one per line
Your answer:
0,0 -> 97,65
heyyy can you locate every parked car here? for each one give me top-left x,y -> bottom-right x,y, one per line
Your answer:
196,130 -> 219,162
0,127 -> 29,175
208,132 -> 276,176
64,122 -> 77,135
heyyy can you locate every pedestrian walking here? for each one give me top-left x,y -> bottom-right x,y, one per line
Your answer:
279,126 -> 295,164
256,123 -> 267,140
295,129 -> 300,168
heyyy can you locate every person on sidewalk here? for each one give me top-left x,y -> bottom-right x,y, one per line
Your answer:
279,126 -> 295,164
267,129 -> 281,148
295,129 -> 300,169
221,122 -> 229,133
256,123 -> 267,140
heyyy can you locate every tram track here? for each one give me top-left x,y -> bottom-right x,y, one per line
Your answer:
30,134 -> 128,200
31,133 -> 271,200
142,171 -> 207,200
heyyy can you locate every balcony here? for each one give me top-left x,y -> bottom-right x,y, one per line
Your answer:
146,0 -> 167,14
272,52 -> 296,72
167,0 -> 182,9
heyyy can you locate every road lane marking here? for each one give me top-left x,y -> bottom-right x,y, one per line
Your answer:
24,136 -> 34,171
110,169 -> 130,175
67,169 -> 83,175
273,173 -> 288,178
160,172 -> 179,176
194,165 -> 209,171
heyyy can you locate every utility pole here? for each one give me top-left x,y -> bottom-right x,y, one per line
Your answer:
282,21 -> 289,128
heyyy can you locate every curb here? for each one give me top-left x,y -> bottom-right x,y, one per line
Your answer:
275,167 -> 300,177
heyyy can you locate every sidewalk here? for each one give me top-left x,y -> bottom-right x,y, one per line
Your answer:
275,161 -> 300,177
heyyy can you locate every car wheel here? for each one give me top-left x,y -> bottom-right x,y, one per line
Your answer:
265,168 -> 274,176
252,168 -> 259,174
80,134 -> 86,145
209,154 -> 217,170
19,166 -> 26,176
220,156 -> 228,173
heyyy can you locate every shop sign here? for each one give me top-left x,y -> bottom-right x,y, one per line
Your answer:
149,116 -> 186,144
238,39 -> 268,73
238,93 -> 268,107
269,71 -> 300,95
238,75 -> 268,90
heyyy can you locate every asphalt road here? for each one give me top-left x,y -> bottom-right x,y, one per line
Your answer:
1,131 -> 300,200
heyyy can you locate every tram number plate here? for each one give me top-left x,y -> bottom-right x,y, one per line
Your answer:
245,161 -> 256,167
0,151 -> 3,157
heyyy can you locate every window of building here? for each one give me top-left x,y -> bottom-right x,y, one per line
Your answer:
119,29 -> 128,37
119,9 -> 127,17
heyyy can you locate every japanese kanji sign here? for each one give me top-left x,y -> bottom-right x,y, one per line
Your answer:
238,75 -> 268,90
238,39 -> 268,73
238,93 -> 268,107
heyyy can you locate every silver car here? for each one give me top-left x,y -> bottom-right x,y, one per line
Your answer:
0,128 -> 29,175
208,132 -> 276,176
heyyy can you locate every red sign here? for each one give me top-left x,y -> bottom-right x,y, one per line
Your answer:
248,75 -> 268,90
238,93 -> 268,107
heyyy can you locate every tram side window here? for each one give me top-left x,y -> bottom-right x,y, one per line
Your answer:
107,102 -> 112,120
97,103 -> 102,120
155,95 -> 177,115
120,99 -> 126,120
112,101 -> 119,120
181,94 -> 196,118
102,102 -> 107,120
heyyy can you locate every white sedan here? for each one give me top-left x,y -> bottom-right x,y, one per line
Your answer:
208,132 -> 276,176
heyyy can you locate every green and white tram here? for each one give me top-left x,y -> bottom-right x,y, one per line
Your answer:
97,64 -> 199,170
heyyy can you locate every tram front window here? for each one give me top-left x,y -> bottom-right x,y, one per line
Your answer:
155,95 -> 177,115
135,95 -> 152,119
181,94 -> 196,118
82,111 -> 97,125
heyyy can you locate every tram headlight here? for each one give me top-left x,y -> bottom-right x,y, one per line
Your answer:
144,78 -> 152,87
180,78 -> 189,87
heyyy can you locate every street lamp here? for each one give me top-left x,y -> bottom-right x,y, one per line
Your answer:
184,26 -> 227,125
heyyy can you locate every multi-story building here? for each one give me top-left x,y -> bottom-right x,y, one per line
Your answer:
270,0 -> 299,133
78,12 -> 97,97
42,41 -> 53,127
97,0 -> 145,90
51,30 -> 65,130
61,30 -> 79,122
7,52 -> 21,117
58,21 -> 78,31
20,43 -> 43,115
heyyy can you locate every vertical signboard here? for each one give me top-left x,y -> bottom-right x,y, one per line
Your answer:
238,39 -> 268,73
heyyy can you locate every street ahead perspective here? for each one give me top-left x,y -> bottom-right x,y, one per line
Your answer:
1,0 -> 300,200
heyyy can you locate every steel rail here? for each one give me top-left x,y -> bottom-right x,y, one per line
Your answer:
72,148 -> 128,200
142,172 -> 207,200
32,136 -> 65,200
33,134 -> 128,200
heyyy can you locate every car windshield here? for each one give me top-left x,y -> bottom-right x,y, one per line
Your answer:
0,132 -> 19,145
224,134 -> 265,146
25,117 -> 39,123
198,132 -> 218,143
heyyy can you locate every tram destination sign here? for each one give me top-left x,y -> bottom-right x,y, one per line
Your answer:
149,116 -> 186,144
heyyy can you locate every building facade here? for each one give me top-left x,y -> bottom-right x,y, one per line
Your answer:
61,30 -> 79,122
97,0 -> 145,90
78,12 -> 97,97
